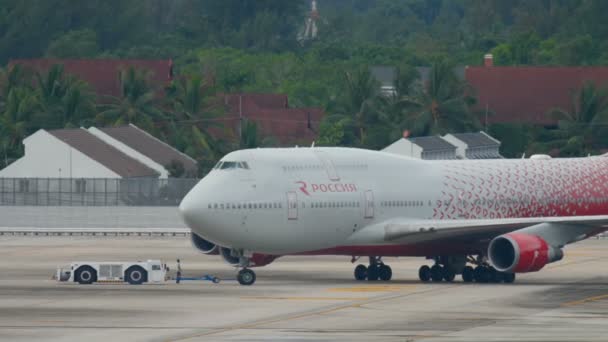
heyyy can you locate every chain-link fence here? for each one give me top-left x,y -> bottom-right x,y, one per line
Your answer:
0,178 -> 199,206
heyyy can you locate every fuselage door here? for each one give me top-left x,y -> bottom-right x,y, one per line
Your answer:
287,191 -> 298,220
314,151 -> 340,181
364,190 -> 374,219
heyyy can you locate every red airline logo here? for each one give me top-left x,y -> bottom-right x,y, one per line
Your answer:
295,181 -> 358,196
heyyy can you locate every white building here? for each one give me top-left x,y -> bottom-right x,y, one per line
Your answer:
0,129 -> 158,179
382,136 -> 457,160
0,125 -> 197,180
382,131 -> 502,160
442,131 -> 503,159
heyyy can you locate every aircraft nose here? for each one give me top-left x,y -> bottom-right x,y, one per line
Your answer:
179,190 -> 199,228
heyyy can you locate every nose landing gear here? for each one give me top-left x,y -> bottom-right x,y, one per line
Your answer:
236,255 -> 256,286
353,256 -> 392,281
237,268 -> 256,286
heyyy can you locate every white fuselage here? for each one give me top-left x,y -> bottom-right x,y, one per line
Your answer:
179,147 -> 608,255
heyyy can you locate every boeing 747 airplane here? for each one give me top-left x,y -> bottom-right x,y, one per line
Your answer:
179,147 -> 608,285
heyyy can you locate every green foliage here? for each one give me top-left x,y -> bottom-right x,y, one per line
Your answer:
399,57 -> 480,136
539,81 -> 608,156
46,29 -> 100,58
96,67 -> 165,131
3,0 -> 608,167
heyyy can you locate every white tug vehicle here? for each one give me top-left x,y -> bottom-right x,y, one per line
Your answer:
56,260 -> 168,285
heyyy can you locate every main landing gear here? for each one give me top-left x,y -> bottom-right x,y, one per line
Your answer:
354,256 -> 392,281
418,255 -> 515,284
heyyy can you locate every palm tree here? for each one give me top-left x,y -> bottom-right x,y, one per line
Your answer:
0,87 -> 38,165
60,79 -> 96,128
400,57 -> 480,136
165,75 -> 224,171
32,64 -> 96,129
341,67 -> 380,146
542,81 -> 608,156
96,67 -> 164,131
0,64 -> 31,113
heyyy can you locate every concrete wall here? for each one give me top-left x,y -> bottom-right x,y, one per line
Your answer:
0,130 -> 120,179
0,206 -> 186,228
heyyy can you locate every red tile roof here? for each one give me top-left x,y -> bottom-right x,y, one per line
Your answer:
49,128 -> 159,178
219,94 -> 324,145
9,59 -> 173,98
223,93 -> 289,111
466,66 -> 608,126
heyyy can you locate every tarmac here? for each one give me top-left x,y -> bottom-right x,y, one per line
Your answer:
1,236 -> 607,341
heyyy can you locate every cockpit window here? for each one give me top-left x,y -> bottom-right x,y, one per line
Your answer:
216,161 -> 250,170
220,161 -> 238,169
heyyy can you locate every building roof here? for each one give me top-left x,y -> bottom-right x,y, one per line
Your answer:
98,124 -> 197,174
466,66 -> 608,126
9,59 -> 173,97
450,132 -> 499,148
220,93 -> 324,145
409,136 -> 456,151
48,128 -> 159,177
223,93 -> 289,112
370,66 -> 397,87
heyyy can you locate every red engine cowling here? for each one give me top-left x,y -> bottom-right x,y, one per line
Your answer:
488,233 -> 563,273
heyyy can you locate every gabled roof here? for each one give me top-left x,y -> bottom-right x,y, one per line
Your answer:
98,124 -> 197,173
409,136 -> 456,151
220,93 -> 324,145
48,128 -> 159,177
370,66 -> 396,87
450,132 -> 499,148
223,93 -> 289,113
9,59 -> 173,97
466,66 -> 608,125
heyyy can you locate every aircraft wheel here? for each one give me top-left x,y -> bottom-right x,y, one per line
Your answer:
378,264 -> 392,281
367,265 -> 379,281
503,272 -> 516,283
354,264 -> 367,281
443,269 -> 456,282
489,268 -> 503,283
462,266 -> 474,283
430,265 -> 444,282
237,269 -> 256,286
474,266 -> 489,283
418,265 -> 431,282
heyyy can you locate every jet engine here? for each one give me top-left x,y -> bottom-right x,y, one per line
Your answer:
190,233 -> 219,255
488,233 -> 563,273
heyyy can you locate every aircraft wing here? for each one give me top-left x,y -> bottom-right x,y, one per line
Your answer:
349,216 -> 608,247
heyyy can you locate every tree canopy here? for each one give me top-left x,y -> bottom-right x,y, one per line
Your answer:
2,1 -> 608,171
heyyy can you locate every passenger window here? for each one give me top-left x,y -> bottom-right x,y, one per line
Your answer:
213,203 -> 218,209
